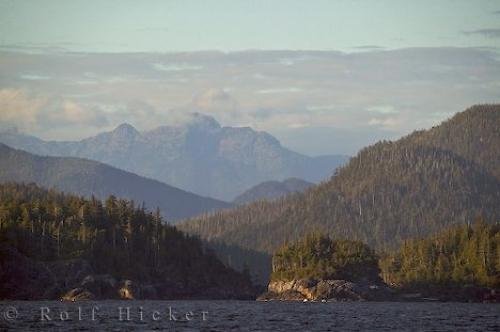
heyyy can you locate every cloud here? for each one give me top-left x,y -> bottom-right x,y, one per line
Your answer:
0,89 -> 46,131
278,58 -> 295,66
73,80 -> 99,85
185,88 -> 244,126
365,106 -> 401,129
42,100 -> 109,127
192,88 -> 238,114
463,28 -> 500,38
0,89 -> 109,137
366,105 -> 399,114
20,74 -> 51,81
252,73 -> 270,80
153,63 -> 203,72
101,101 -> 169,129
247,110 -> 313,130
256,87 -> 303,94
1,48 -> 499,153
307,104 -> 337,111
368,117 -> 399,128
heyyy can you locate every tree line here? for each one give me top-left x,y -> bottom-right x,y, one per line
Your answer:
0,182 -> 252,291
380,218 -> 500,289
270,219 -> 499,290
179,105 -> 500,279
271,233 -> 380,283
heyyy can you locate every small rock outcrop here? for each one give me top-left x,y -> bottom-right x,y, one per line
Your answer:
258,279 -> 395,301
61,288 -> 95,301
61,274 -> 117,301
118,280 -> 151,300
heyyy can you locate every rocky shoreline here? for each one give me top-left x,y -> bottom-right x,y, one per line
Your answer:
257,279 -> 396,302
257,279 -> 499,303
1,244 -> 498,302
0,245 -> 256,301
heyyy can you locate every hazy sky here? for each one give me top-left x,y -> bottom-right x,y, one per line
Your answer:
1,0 -> 500,52
0,1 -> 499,155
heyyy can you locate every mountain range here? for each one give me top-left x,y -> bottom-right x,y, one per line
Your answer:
0,114 -> 348,201
179,105 -> 500,256
0,144 -> 230,222
233,178 -> 313,204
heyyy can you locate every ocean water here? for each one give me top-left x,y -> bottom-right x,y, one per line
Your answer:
0,300 -> 499,331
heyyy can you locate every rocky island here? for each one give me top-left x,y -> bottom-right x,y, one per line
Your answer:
258,231 -> 499,303
257,234 -> 394,301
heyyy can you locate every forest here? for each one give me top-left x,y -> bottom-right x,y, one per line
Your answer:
270,220 -> 499,292
380,218 -> 500,289
0,182 -> 254,299
271,233 -> 380,283
179,105 -> 500,278
1,105 -> 499,298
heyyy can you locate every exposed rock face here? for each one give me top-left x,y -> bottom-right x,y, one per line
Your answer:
259,279 -> 500,303
63,275 -> 146,301
118,280 -> 150,300
259,279 -> 395,301
118,280 -> 136,300
60,274 -> 117,301
267,280 -> 295,294
61,288 -> 95,301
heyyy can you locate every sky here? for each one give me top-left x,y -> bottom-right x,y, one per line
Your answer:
0,1 -> 500,155
1,0 -> 500,52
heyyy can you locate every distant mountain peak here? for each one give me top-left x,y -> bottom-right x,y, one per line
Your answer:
112,123 -> 140,138
179,104 -> 500,257
114,122 -> 137,132
186,113 -> 221,130
0,112 -> 348,200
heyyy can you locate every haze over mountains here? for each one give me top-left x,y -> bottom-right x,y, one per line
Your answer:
179,105 -> 500,255
0,114 -> 347,201
0,144 -> 230,222
233,178 -> 313,205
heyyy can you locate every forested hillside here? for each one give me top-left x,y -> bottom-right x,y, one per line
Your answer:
0,183 -> 254,299
179,105 -> 500,258
401,104 -> 500,180
380,218 -> 499,290
0,144 -> 230,221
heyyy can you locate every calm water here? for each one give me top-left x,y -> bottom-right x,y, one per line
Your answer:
0,301 -> 499,331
